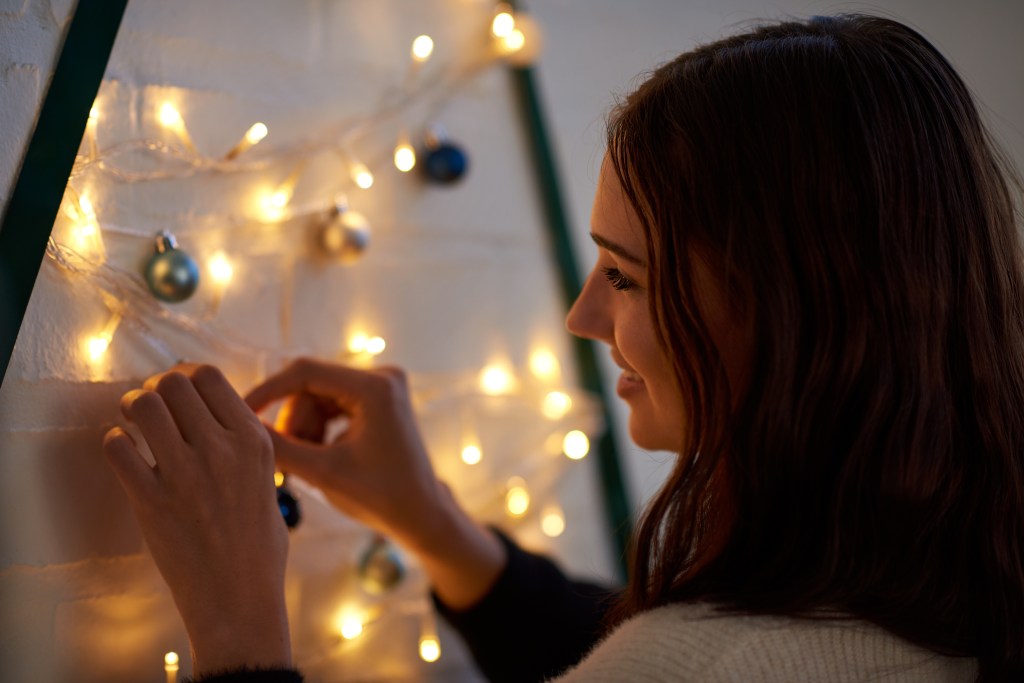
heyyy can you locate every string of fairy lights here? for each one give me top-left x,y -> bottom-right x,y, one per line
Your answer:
46,5 -> 595,675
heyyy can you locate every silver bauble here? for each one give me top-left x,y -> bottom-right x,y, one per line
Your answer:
320,206 -> 370,264
358,536 -> 405,594
144,231 -> 200,303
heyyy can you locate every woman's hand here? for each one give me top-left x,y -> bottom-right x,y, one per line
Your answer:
102,364 -> 291,676
245,358 -> 506,609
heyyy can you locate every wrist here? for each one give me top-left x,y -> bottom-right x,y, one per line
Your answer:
187,594 -> 292,676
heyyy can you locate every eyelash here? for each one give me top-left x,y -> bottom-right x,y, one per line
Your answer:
602,266 -> 636,291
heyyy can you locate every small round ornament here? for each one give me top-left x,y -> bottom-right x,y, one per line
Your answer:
144,231 -> 200,303
358,535 -> 406,594
277,483 -> 301,530
319,203 -> 370,264
421,126 -> 469,184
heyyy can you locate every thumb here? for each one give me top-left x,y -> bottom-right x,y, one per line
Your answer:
264,423 -> 336,485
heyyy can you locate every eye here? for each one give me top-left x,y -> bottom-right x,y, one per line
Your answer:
602,266 -> 636,291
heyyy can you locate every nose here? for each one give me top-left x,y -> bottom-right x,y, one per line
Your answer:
566,267 -> 611,342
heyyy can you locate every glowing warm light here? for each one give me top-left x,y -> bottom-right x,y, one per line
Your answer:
394,143 -> 417,172
245,122 -> 269,145
541,506 -> 566,537
340,615 -> 364,640
492,11 -> 515,38
348,333 -> 369,354
541,391 -> 573,420
270,190 -> 290,208
274,471 -> 285,487
528,348 -> 560,381
365,336 -> 386,355
502,29 -> 526,52
419,636 -> 441,663
411,35 -> 434,62
84,313 -> 121,364
461,444 -> 482,465
88,105 -> 99,123
562,430 -> 590,460
480,364 -> 514,395
78,194 -> 95,218
505,477 -> 530,517
352,164 -> 374,189
208,251 -> 234,286
158,102 -> 183,128
164,652 -> 180,671
87,335 -> 110,362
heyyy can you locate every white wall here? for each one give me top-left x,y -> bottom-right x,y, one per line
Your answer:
1,0 -> 1021,681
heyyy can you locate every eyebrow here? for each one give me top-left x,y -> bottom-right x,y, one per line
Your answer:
590,232 -> 646,267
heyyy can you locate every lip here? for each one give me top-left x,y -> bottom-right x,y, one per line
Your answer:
615,368 -> 645,398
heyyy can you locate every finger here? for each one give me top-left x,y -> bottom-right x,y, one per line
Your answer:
121,389 -> 185,465
143,363 -> 202,391
151,371 -> 223,446
244,358 -> 378,413
103,426 -> 158,500
187,364 -> 258,432
276,392 -> 344,442
265,424 -> 339,484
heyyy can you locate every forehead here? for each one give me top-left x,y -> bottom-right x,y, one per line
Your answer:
590,159 -> 645,252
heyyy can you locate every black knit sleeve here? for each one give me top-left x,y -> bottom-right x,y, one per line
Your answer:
432,529 -> 620,683
187,667 -> 303,683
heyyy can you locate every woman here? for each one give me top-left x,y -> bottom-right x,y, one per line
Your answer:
102,14 -> 1024,682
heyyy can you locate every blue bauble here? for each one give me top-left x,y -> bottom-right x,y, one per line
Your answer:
422,142 -> 469,184
277,485 -> 302,530
145,232 -> 199,303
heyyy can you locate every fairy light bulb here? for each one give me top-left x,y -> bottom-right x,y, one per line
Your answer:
158,102 -> 183,128
541,506 -> 566,537
352,163 -> 374,189
348,333 -> 369,354
340,616 -> 364,640
541,391 -> 573,420
480,364 -> 514,395
225,122 -> 269,160
394,142 -> 417,172
461,444 -> 482,465
563,430 -> 590,460
411,35 -> 434,62
84,312 -> 121,364
86,335 -> 110,362
274,471 -> 285,487
419,636 -> 441,663
502,28 -> 526,52
245,122 -> 268,145
528,348 -> 560,381
88,105 -> 99,124
492,10 -> 515,38
505,477 -> 530,517
207,251 -> 233,286
365,336 -> 386,355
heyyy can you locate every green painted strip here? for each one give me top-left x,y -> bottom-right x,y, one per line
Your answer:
506,61 -> 634,580
0,0 -> 130,388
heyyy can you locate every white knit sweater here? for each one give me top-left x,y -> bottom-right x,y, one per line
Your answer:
555,603 -> 977,682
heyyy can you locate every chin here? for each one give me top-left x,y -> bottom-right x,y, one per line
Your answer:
627,413 -> 680,452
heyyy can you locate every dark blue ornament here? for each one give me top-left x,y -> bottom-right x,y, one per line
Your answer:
277,484 -> 301,529
144,231 -> 199,303
422,142 -> 469,184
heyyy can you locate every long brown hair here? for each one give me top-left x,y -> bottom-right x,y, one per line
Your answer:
607,14 -> 1024,680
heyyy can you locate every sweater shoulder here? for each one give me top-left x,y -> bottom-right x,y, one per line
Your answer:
553,603 -> 977,682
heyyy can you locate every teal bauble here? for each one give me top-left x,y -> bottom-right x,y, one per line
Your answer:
145,231 -> 199,302
358,536 -> 406,594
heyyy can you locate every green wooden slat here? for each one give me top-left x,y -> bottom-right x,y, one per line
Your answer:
504,22 -> 634,580
0,0 -> 130,388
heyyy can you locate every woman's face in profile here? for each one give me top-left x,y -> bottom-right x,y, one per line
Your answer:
567,161 -> 686,452
567,160 -> 747,454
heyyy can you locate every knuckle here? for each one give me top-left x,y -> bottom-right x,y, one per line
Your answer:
124,389 -> 163,414
191,364 -> 225,387
155,370 -> 190,395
